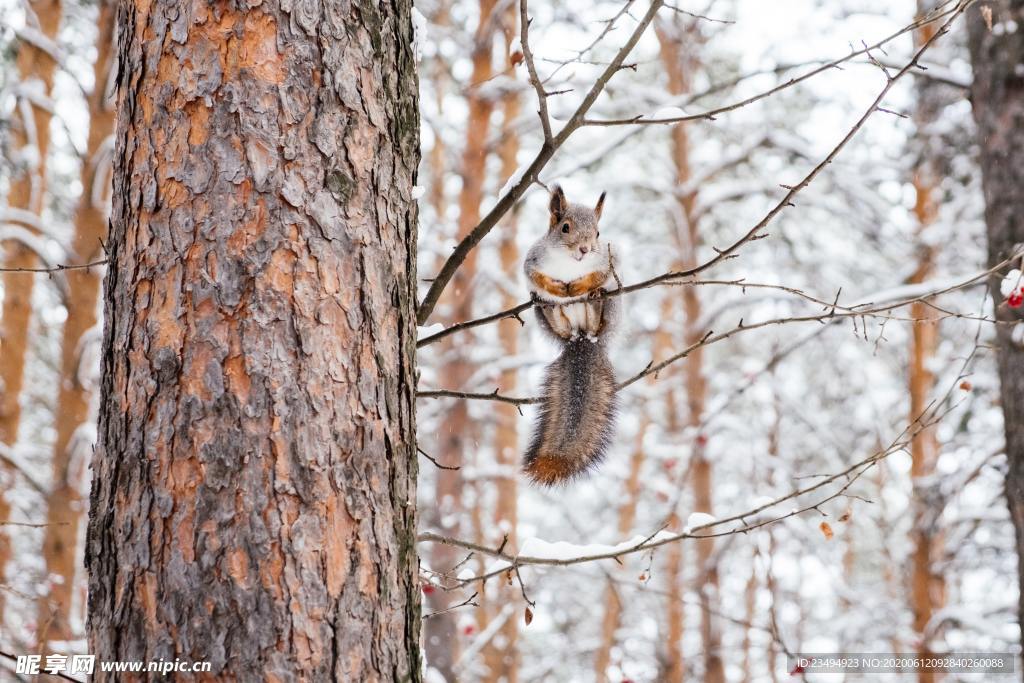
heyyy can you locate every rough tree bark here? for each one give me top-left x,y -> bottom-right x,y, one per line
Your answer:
37,0 -> 116,650
0,0 -> 63,623
967,2 -> 1024,679
85,1 -> 421,680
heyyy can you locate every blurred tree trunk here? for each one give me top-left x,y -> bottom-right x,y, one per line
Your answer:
967,2 -> 1024,678
36,0 -> 115,650
84,1 -> 421,679
660,296 -> 686,683
480,11 -> 521,680
425,0 -> 496,676
907,8 -> 946,678
0,0 -> 62,624
656,15 -> 724,683
594,419 -> 648,682
741,556 -> 757,680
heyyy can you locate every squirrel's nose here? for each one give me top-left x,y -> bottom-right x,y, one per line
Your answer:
580,246 -> 589,254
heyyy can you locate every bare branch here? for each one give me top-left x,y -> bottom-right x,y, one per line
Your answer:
663,4 -> 734,25
0,258 -> 108,274
520,0 -> 552,142
417,445 -> 461,470
422,591 -> 479,618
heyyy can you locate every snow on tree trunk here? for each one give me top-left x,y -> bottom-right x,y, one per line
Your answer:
967,3 -> 1024,678
37,0 -> 116,650
0,0 -> 63,626
907,8 -> 948,679
85,1 -> 421,679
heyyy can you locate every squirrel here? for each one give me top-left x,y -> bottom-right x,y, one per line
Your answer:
522,185 -> 619,485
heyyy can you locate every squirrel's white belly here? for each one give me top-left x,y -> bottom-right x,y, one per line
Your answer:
538,245 -> 607,282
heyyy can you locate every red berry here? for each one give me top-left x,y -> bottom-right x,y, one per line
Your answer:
462,625 -> 476,636
422,584 -> 436,595
696,434 -> 709,446
1009,292 -> 1023,308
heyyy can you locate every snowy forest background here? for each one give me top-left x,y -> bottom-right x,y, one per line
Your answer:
1,0 -> 1022,681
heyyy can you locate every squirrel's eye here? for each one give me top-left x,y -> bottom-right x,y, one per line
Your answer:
561,223 -> 570,233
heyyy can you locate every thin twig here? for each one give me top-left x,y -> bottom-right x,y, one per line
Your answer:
417,446 -> 460,471
0,259 -> 108,274
520,0 -> 552,142
422,591 -> 479,618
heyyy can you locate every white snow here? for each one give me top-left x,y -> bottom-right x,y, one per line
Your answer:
684,512 -> 717,533
411,185 -> 426,200
411,8 -> 428,63
498,163 -> 529,198
517,530 -> 676,561
417,323 -> 446,340
647,106 -> 688,121
1000,269 -> 1022,297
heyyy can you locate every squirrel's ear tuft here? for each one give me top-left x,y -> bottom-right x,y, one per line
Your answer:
549,185 -> 567,219
594,191 -> 606,221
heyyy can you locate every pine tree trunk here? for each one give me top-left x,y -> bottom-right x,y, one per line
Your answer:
0,0 -> 63,624
594,422 -> 647,682
481,25 -> 522,678
907,10 -> 946,676
85,2 -> 421,679
37,0 -> 116,650
967,3 -> 1024,679
655,16 -> 723,683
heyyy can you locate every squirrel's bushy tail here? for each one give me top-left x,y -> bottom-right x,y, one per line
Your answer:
524,337 -> 617,486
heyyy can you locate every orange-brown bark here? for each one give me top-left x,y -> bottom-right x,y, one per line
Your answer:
480,26 -> 522,679
908,7 -> 946,679
35,0 -> 116,650
656,15 -> 723,683
425,0 -> 497,676
908,174 -> 943,680
594,420 -> 648,681
0,0 -> 63,628
85,2 -> 422,678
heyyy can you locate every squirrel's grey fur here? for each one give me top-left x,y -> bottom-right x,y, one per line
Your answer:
522,185 -> 618,485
